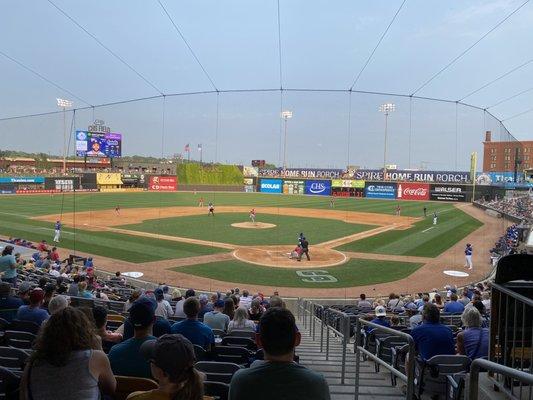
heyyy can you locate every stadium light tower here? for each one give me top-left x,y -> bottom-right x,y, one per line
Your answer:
57,98 -> 73,174
281,110 -> 293,170
379,103 -> 395,178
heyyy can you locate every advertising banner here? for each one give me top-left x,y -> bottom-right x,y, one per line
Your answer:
283,180 -> 305,195
396,182 -> 430,201
0,177 -> 44,184
242,166 -> 258,177
259,168 -> 343,179
96,173 -> 123,185
259,179 -> 282,193
243,178 -> 254,185
304,180 -> 332,196
331,179 -> 365,188
149,176 -> 177,191
351,169 -> 471,183
44,177 -> 80,191
430,184 -> 471,202
364,182 -> 397,199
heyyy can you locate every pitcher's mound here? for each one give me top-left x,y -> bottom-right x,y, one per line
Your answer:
231,222 -> 276,229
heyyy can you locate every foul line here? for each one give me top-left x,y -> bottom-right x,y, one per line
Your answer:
421,227 -> 434,233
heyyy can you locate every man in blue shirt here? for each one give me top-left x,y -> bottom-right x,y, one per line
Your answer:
171,297 -> 214,351
109,297 -> 157,378
0,245 -> 18,286
0,282 -> 23,322
443,293 -> 465,314
411,304 -> 455,361
16,288 -> 49,325
365,306 -> 390,333
53,220 -> 61,242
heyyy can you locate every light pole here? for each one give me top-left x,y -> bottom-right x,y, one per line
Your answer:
57,98 -> 73,174
379,103 -> 395,179
281,110 -> 293,170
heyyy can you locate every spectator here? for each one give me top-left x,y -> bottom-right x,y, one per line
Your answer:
230,294 -> 240,309
0,281 -> 23,321
357,294 -> 372,309
223,297 -> 236,320
84,257 -> 94,268
0,245 -> 18,286
37,240 -> 48,252
110,271 -> 126,285
386,293 -> 404,309
154,288 -> 173,319
50,247 -> 60,262
171,297 -> 215,351
407,308 -> 422,328
444,293 -> 465,314
161,285 -> 172,302
174,288 -> 195,318
248,298 -> 264,322
93,305 -> 123,343
108,297 -> 157,378
459,289 -> 471,307
42,283 -> 56,310
268,295 -> 284,309
411,304 -> 455,361
228,307 -> 256,333
481,292 -> 491,312
67,276 -> 80,297
17,281 -> 31,304
239,290 -> 252,309
229,307 -> 330,400
128,334 -> 203,400
48,295 -> 69,315
19,307 -> 116,400
417,295 -> 430,312
456,308 -> 489,360
432,293 -> 444,309
78,281 -> 94,299
95,288 -> 109,301
16,288 -> 49,325
366,306 -> 390,333
171,289 -> 182,302
124,289 -> 141,312
390,315 -> 400,328
198,294 -> 212,319
203,299 -> 230,332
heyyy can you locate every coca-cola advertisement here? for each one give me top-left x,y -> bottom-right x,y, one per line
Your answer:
396,182 -> 430,201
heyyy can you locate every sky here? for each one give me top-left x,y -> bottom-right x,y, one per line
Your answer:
0,0 -> 532,170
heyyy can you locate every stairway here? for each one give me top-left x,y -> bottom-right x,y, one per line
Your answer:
296,318 -> 404,400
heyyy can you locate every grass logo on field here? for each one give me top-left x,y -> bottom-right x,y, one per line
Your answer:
296,270 -> 337,283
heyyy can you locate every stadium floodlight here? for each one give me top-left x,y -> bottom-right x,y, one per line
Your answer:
281,110 -> 293,170
380,103 -> 395,178
56,98 -> 73,174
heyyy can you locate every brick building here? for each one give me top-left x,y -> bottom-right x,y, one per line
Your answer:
483,131 -> 533,172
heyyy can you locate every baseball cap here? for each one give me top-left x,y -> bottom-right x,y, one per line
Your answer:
141,334 -> 196,380
129,297 -> 156,328
375,305 -> 387,317
214,300 -> 225,308
154,288 -> 164,301
18,281 -> 31,294
30,288 -> 45,304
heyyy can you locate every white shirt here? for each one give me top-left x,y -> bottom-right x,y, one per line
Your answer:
227,319 -> 256,333
174,299 -> 186,318
155,300 -> 174,319
239,296 -> 252,310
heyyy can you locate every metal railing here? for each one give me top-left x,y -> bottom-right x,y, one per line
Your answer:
354,319 -> 416,400
468,358 -> 533,400
323,307 -> 351,384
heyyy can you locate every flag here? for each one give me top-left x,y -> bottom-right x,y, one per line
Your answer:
184,143 -> 190,152
198,144 -> 202,152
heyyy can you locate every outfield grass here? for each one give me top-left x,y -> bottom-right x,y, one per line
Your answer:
0,212 -> 226,263
119,212 -> 373,245
337,208 -> 482,257
0,191 -> 454,218
172,258 -> 423,288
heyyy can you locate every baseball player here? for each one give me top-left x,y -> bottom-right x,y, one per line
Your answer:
396,205 -> 401,216
53,220 -> 61,242
329,197 -> 335,208
298,237 -> 310,261
464,243 -> 473,270
423,206 -> 427,217
208,202 -> 215,216
115,205 -> 120,215
198,197 -> 204,207
298,233 -> 304,246
249,208 -> 256,224
433,211 -> 438,225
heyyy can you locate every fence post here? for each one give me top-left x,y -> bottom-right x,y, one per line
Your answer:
320,306 -> 324,353
312,303 -> 316,340
354,318 -> 361,400
340,314 -> 348,385
325,309 -> 330,361
406,339 -> 416,400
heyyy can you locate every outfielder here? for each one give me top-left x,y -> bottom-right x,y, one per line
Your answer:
433,211 -> 438,225
198,197 -> 204,207
115,205 -> 120,215
464,243 -> 473,270
208,202 -> 215,216
53,220 -> 61,242
249,208 -> 256,224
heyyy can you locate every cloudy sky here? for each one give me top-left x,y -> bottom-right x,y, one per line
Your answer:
0,0 -> 532,170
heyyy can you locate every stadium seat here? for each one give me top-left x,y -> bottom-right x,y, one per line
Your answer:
0,347 -> 29,372
3,331 -> 36,350
195,361 -> 241,384
374,335 -> 409,372
212,329 -> 226,338
8,320 -> 40,336
213,346 -> 252,367
194,344 -> 208,362
226,330 -> 255,339
414,355 -> 470,398
113,375 -> 158,400
204,381 -> 229,400
0,366 -> 21,400
0,318 -> 9,332
446,373 -> 466,400
221,336 -> 257,351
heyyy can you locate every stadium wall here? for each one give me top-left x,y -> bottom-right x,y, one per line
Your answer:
176,163 -> 243,185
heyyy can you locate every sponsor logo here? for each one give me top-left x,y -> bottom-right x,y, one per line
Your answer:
434,186 -> 462,193
262,183 -> 280,189
309,182 -> 326,194
304,180 -> 331,196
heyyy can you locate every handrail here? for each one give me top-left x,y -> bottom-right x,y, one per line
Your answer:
354,319 -> 416,400
468,358 -> 533,400
490,282 -> 533,307
322,307 -> 350,384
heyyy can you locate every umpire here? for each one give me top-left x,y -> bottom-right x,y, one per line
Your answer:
298,237 -> 310,261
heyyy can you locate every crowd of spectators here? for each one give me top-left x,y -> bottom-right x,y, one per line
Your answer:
479,194 -> 533,221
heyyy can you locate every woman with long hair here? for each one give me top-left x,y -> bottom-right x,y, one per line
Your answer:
128,334 -> 203,400
248,298 -> 264,322
223,297 -> 235,321
228,307 -> 256,333
20,307 -> 116,399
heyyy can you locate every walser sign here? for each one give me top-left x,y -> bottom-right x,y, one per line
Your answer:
429,184 -> 472,202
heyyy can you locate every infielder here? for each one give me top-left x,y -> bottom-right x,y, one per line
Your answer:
198,197 -> 204,207
464,243 -> 473,270
208,202 -> 215,216
115,205 -> 120,215
249,208 -> 256,224
53,220 -> 61,242
396,205 -> 401,216
433,211 -> 438,225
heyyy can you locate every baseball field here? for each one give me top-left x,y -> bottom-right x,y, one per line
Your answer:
0,191 -> 500,296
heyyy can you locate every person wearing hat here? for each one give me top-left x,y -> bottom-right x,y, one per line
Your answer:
15,288 -> 49,326
464,243 -> 473,270
0,282 -> 23,322
17,281 -> 32,304
0,245 -> 18,286
108,297 -> 157,379
154,288 -> 174,320
203,299 -> 230,331
127,334 -> 204,400
365,306 -> 390,334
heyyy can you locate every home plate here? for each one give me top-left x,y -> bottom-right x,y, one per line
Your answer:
443,270 -> 469,277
